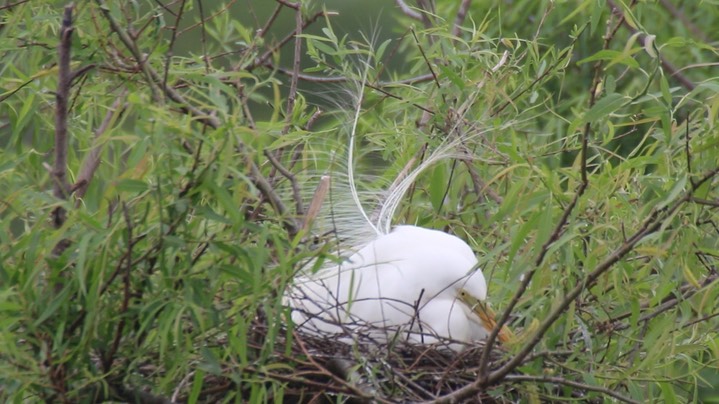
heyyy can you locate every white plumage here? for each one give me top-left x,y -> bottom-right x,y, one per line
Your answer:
288,226 -> 506,347
284,67 -> 511,348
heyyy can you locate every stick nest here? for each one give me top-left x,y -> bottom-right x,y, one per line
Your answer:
198,314 -> 516,403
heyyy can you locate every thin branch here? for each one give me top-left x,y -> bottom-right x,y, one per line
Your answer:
196,0 -> 210,73
282,5 -> 303,135
433,167 -> 719,403
395,0 -> 423,20
504,375 -> 640,404
74,94 -> 126,201
162,0 -> 187,100
606,0 -> 695,91
264,149 -> 303,215
274,0 -> 299,10
269,62 -> 434,85
258,4 -> 283,38
249,11 -> 330,71
451,0 -> 472,36
485,166 -> 719,385
691,197 -> 719,208
102,203 -> 134,372
658,0 -> 709,43
95,0 -> 298,236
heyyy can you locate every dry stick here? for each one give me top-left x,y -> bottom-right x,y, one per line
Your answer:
302,175 -> 331,232
95,0 -> 298,235
292,330 -> 390,403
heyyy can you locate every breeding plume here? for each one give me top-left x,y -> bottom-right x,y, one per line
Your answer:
285,72 -> 511,349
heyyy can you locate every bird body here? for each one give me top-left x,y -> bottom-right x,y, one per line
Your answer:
288,225 -> 495,347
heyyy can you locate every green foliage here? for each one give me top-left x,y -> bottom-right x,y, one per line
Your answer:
1,0 -> 718,402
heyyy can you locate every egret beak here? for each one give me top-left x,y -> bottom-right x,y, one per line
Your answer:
458,290 -> 514,344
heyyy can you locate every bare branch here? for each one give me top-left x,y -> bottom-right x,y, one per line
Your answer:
451,0 -> 472,36
395,0 -> 423,20
52,3 -> 74,227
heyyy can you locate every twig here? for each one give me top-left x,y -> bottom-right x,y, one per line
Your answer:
249,11 -> 330,71
274,0 -> 299,9
451,0 -> 472,36
484,166 -> 719,385
258,3 -> 282,38
282,5 -> 303,135
162,0 -> 187,101
95,0 -> 298,235
102,203 -> 134,371
395,0 -> 423,20
264,149 -> 303,215
691,198 -> 719,208
606,0 -> 695,91
504,375 -> 640,404
658,0 -> 709,43
74,94 -> 126,201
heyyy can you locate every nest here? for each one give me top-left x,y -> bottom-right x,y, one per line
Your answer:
199,313 -> 516,403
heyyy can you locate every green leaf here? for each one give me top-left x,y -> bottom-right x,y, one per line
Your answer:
583,93 -> 628,123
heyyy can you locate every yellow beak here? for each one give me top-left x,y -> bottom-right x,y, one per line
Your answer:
459,289 -> 514,344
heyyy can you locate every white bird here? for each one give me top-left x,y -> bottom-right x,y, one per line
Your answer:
289,225 -> 512,347
284,67 -> 513,349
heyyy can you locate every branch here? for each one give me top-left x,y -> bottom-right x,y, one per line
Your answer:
94,0 -> 298,235
436,166 -> 719,403
395,0 -> 423,20
504,375 -> 640,404
74,94 -> 126,201
484,166 -> 719,385
52,3 -> 74,228
606,0 -> 695,91
451,0 -> 472,36
282,5 -> 303,135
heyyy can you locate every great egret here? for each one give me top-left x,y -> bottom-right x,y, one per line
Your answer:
289,225 -> 512,348
284,70 -> 512,349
